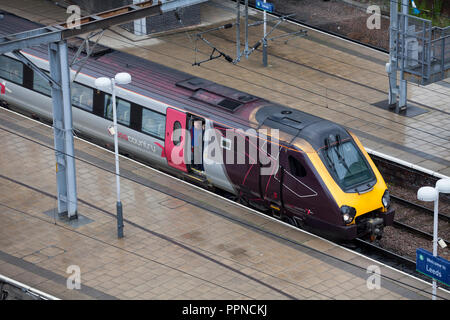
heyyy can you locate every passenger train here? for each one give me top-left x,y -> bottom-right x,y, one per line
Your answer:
0,12 -> 394,241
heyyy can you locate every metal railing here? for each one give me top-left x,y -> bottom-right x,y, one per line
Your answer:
430,26 -> 450,84
0,274 -> 59,300
395,13 -> 449,85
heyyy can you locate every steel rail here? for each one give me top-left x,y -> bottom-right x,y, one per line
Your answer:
354,238 -> 416,269
392,220 -> 450,245
355,238 -> 449,293
391,195 -> 450,223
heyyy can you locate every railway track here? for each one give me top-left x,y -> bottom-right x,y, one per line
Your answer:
392,195 -> 450,223
354,238 -> 416,271
393,220 -> 440,242
391,195 -> 450,242
357,169 -> 450,290
354,235 -> 450,291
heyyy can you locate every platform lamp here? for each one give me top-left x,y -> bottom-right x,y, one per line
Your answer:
95,72 -> 132,239
417,178 -> 450,300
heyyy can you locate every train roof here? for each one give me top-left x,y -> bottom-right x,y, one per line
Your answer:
0,11 -> 350,150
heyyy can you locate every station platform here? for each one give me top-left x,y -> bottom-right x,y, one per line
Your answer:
0,107 -> 449,300
0,0 -> 449,301
1,0 -> 448,176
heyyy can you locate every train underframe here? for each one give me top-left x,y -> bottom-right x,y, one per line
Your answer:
263,204 -> 395,242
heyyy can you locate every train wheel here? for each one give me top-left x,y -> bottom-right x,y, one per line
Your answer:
238,195 -> 249,207
283,216 -> 295,226
292,216 -> 305,229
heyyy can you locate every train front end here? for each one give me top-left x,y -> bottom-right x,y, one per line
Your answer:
307,126 -> 395,241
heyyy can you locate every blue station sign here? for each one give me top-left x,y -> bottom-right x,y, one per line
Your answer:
416,248 -> 450,286
256,1 -> 274,13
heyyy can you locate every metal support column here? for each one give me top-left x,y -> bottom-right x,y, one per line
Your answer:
236,0 -> 241,62
49,41 -> 78,219
244,0 -> 249,58
262,0 -> 268,67
387,0 -> 398,107
398,0 -> 409,112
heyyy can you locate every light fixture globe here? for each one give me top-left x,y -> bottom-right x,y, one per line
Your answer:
95,77 -> 111,89
436,178 -> 450,194
115,72 -> 131,85
417,186 -> 438,202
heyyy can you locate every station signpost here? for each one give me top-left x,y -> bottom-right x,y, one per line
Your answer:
255,0 -> 274,13
416,248 -> 450,287
417,179 -> 450,299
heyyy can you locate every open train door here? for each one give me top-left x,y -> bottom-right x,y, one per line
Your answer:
165,108 -> 188,172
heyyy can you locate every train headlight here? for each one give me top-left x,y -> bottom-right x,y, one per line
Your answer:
382,190 -> 390,208
340,205 -> 356,224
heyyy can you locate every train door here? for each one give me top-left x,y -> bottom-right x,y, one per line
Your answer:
259,143 -> 283,217
165,108 -> 188,172
188,116 -> 205,174
281,150 -> 318,218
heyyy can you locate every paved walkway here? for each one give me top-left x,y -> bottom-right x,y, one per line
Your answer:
0,107 -> 449,300
1,0 -> 449,175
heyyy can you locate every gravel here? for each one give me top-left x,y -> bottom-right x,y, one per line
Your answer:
250,0 -> 390,50
379,180 -> 450,262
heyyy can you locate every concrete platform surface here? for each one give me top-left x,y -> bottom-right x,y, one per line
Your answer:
0,108 -> 449,300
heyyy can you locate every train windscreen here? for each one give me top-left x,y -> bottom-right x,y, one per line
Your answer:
320,140 -> 376,192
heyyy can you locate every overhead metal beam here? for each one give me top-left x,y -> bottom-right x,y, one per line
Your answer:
160,0 -> 208,12
0,0 -> 209,54
0,27 -> 63,54
12,50 -> 60,89
0,1 -> 159,54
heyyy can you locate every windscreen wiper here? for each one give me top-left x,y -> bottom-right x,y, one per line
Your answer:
324,138 -> 339,176
333,135 -> 350,171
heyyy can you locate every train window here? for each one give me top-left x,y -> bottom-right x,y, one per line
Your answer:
72,82 -> 94,112
221,137 -> 231,150
289,155 -> 307,177
320,141 -> 375,191
141,108 -> 165,140
104,94 -> 131,126
33,71 -> 51,96
172,121 -> 182,146
0,55 -> 24,85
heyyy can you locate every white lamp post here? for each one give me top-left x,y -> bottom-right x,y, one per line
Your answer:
95,72 -> 131,239
417,178 -> 450,300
